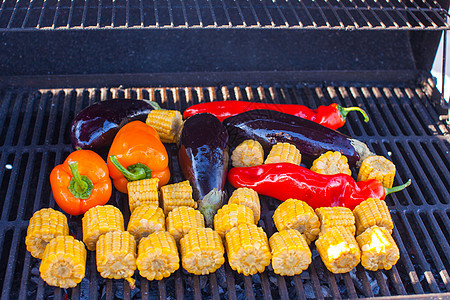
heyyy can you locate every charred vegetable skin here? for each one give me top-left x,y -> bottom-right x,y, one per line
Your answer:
224,109 -> 372,166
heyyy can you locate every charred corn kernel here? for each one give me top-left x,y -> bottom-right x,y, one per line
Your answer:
315,207 -> 356,236
273,199 -> 320,244
225,224 -> 271,276
231,139 -> 264,167
25,208 -> 69,259
353,198 -> 394,236
127,204 -> 165,242
180,228 -> 225,275
146,109 -> 183,143
264,142 -> 301,165
269,230 -> 312,276
160,180 -> 197,215
166,206 -> 205,241
310,151 -> 352,176
82,205 -> 124,251
228,187 -> 261,223
137,231 -> 179,280
39,235 -> 86,288
357,155 -> 396,188
127,178 -> 159,213
315,226 -> 360,274
214,204 -> 255,238
96,231 -> 137,287
356,226 -> 400,271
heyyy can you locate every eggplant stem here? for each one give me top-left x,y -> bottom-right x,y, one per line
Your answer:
337,105 -> 369,123
385,179 -> 411,195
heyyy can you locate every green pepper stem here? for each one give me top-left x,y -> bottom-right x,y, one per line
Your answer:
109,155 -> 148,181
337,105 -> 370,123
69,162 -> 87,193
385,179 -> 412,195
143,100 -> 162,110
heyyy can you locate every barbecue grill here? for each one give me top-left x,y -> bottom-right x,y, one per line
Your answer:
0,0 -> 449,298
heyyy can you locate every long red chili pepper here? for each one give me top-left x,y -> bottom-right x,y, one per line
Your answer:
182,101 -> 369,130
227,163 -> 411,210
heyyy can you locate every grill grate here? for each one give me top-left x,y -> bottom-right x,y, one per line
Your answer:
0,83 -> 449,299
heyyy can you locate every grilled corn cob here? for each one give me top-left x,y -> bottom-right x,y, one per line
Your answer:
146,109 -> 183,143
136,231 -> 180,280
180,228 -> 225,275
231,139 -> 264,167
357,155 -> 396,188
228,187 -> 261,223
315,226 -> 361,274
160,180 -> 197,215
310,151 -> 352,176
315,207 -> 356,236
166,206 -> 205,241
264,142 -> 301,165
272,199 -> 320,244
269,229 -> 312,276
25,208 -> 69,259
127,178 -> 160,213
214,203 -> 255,238
127,204 -> 165,242
82,205 -> 124,251
353,198 -> 394,236
225,224 -> 271,276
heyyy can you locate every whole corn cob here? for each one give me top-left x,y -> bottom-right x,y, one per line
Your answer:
357,155 -> 396,188
264,142 -> 301,165
127,178 -> 159,213
231,139 -> 264,168
39,235 -> 86,288
315,206 -> 356,236
82,205 -> 124,251
228,187 -> 261,223
127,204 -> 166,242
180,228 -> 225,275
166,206 -> 205,241
310,151 -> 352,176
214,203 -> 255,238
146,109 -> 183,143
269,229 -> 312,276
160,180 -> 197,215
353,198 -> 394,236
25,208 -> 69,259
225,224 -> 271,276
137,231 -> 180,280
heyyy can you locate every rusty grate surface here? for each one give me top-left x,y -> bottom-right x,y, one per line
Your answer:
0,83 -> 449,299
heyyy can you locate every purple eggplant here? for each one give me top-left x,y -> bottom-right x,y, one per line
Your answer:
178,113 -> 229,226
223,109 -> 372,167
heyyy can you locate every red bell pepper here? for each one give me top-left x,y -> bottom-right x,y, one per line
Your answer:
182,101 -> 369,130
227,163 -> 410,210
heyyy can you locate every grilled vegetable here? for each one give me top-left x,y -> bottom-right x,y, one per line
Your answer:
178,113 -> 229,226
160,180 -> 197,215
315,207 -> 356,236
214,204 -> 255,238
25,208 -> 69,259
231,139 -> 264,168
264,142 -> 302,165
228,187 -> 261,223
166,206 -> 205,241
310,151 -> 352,176
353,198 -> 394,236
357,155 -> 396,188
127,178 -> 160,213
127,204 -> 165,242
146,109 -> 183,143
224,109 -> 372,166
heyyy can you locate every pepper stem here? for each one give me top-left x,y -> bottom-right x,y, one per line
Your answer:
143,100 -> 162,110
385,179 -> 412,195
337,105 -> 370,123
109,155 -> 152,182
68,161 -> 94,199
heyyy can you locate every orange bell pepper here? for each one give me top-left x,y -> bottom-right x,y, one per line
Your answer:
50,150 -> 112,215
107,121 -> 171,193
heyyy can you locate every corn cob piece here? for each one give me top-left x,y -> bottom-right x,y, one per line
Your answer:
231,139 -> 264,167
127,204 -> 165,242
357,155 -> 396,188
39,235 -> 86,288
310,151 -> 352,176
127,178 -> 160,213
272,199 -> 320,244
264,142 -> 301,165
315,226 -> 361,274
96,231 -> 137,287
269,229 -> 312,276
136,231 -> 180,280
166,206 -> 205,241
146,109 -> 183,143
160,180 -> 197,215
353,198 -> 394,236
356,226 -> 400,271
180,228 -> 225,275
214,204 -> 255,238
315,207 -> 356,236
82,205 -> 124,251
228,187 -> 261,223
25,208 -> 69,259
225,224 -> 271,276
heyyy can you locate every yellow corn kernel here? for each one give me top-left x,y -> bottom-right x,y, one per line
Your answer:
264,143 -> 301,165
357,155 -> 396,188
166,206 -> 205,241
231,139 -> 264,167
269,230 -> 312,276
315,226 -> 360,274
310,151 -> 352,176
272,199 -> 320,244
127,178 -> 160,213
82,205 -> 124,251
228,187 -> 261,223
25,208 -> 69,259
214,204 -> 255,238
127,204 -> 165,242
146,109 -> 183,143
315,207 -> 356,236
353,198 -> 394,236
137,231 -> 180,281
180,228 -> 225,275
160,180 -> 197,215
225,224 -> 271,276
